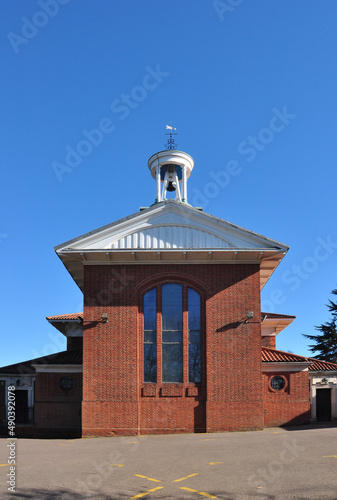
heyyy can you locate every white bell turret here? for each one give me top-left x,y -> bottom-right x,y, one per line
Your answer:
148,125 -> 194,204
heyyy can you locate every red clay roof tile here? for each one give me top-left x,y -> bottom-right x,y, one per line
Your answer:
46,313 -> 83,321
262,347 -> 337,371
308,358 -> 337,371
48,312 -> 294,322
261,312 -> 296,319
262,346 -> 309,363
0,348 -> 82,374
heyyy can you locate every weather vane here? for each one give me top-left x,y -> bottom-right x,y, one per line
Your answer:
164,123 -> 178,150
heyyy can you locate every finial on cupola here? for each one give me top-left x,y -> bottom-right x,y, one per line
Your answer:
164,123 -> 178,150
148,124 -> 194,204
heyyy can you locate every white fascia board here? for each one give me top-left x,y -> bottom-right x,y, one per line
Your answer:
62,248 -> 281,256
32,365 -> 82,373
60,249 -> 284,265
309,371 -> 337,375
262,363 -> 312,372
47,319 -> 81,324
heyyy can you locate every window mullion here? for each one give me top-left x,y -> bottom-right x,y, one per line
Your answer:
188,287 -> 202,383
157,284 -> 162,384
183,285 -> 188,384
161,284 -> 183,382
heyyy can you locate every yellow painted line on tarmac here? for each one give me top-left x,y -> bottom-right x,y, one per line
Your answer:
209,462 -> 224,466
174,472 -> 199,482
111,463 -> 124,467
180,487 -> 217,498
134,474 -> 161,483
58,443 -> 67,446
198,492 -> 217,499
131,486 -> 164,499
0,464 -> 14,466
128,441 -> 139,444
323,455 -> 337,458
202,438 -> 214,441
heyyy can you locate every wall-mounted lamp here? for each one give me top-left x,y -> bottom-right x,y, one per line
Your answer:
101,313 -> 108,323
244,311 -> 254,324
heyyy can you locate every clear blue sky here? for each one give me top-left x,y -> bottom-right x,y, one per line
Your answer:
1,1 -> 337,366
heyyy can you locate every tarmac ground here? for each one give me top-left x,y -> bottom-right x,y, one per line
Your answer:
1,424 -> 337,500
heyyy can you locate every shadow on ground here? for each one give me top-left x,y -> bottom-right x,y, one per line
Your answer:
4,488 -> 337,500
281,422 -> 337,431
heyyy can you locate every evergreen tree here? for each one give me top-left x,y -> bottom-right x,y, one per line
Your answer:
303,288 -> 337,363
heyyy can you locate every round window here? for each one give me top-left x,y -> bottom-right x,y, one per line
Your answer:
59,377 -> 74,392
270,376 -> 285,391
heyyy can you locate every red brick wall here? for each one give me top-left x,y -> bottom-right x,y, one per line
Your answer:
263,370 -> 310,427
204,264 -> 263,431
262,336 -> 276,348
82,263 -> 262,436
34,372 -> 82,435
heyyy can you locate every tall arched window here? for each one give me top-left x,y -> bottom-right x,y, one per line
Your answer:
143,284 -> 201,383
188,287 -> 201,383
143,287 -> 157,383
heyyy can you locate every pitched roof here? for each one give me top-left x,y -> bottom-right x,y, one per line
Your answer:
55,200 -> 288,253
0,349 -> 82,374
261,312 -> 296,335
262,346 -> 310,363
47,312 -> 294,337
31,349 -> 82,366
55,200 -> 288,291
0,360 -> 36,375
308,358 -> 337,372
2,347 -> 336,376
47,312 -> 295,323
262,347 -> 337,372
46,313 -> 83,321
262,312 -> 296,320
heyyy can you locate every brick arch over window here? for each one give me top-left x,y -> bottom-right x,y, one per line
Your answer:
135,271 -> 207,298
141,282 -> 203,385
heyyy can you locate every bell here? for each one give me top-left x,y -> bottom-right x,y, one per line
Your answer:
167,181 -> 176,192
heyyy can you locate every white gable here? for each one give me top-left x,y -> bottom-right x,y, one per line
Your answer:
55,200 -> 289,291
109,225 -> 233,250
57,200 -> 285,252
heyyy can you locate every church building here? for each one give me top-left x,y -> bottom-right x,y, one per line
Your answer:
1,139 -> 337,437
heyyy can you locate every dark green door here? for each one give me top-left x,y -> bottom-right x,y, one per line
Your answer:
316,388 -> 331,422
16,390 -> 29,424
